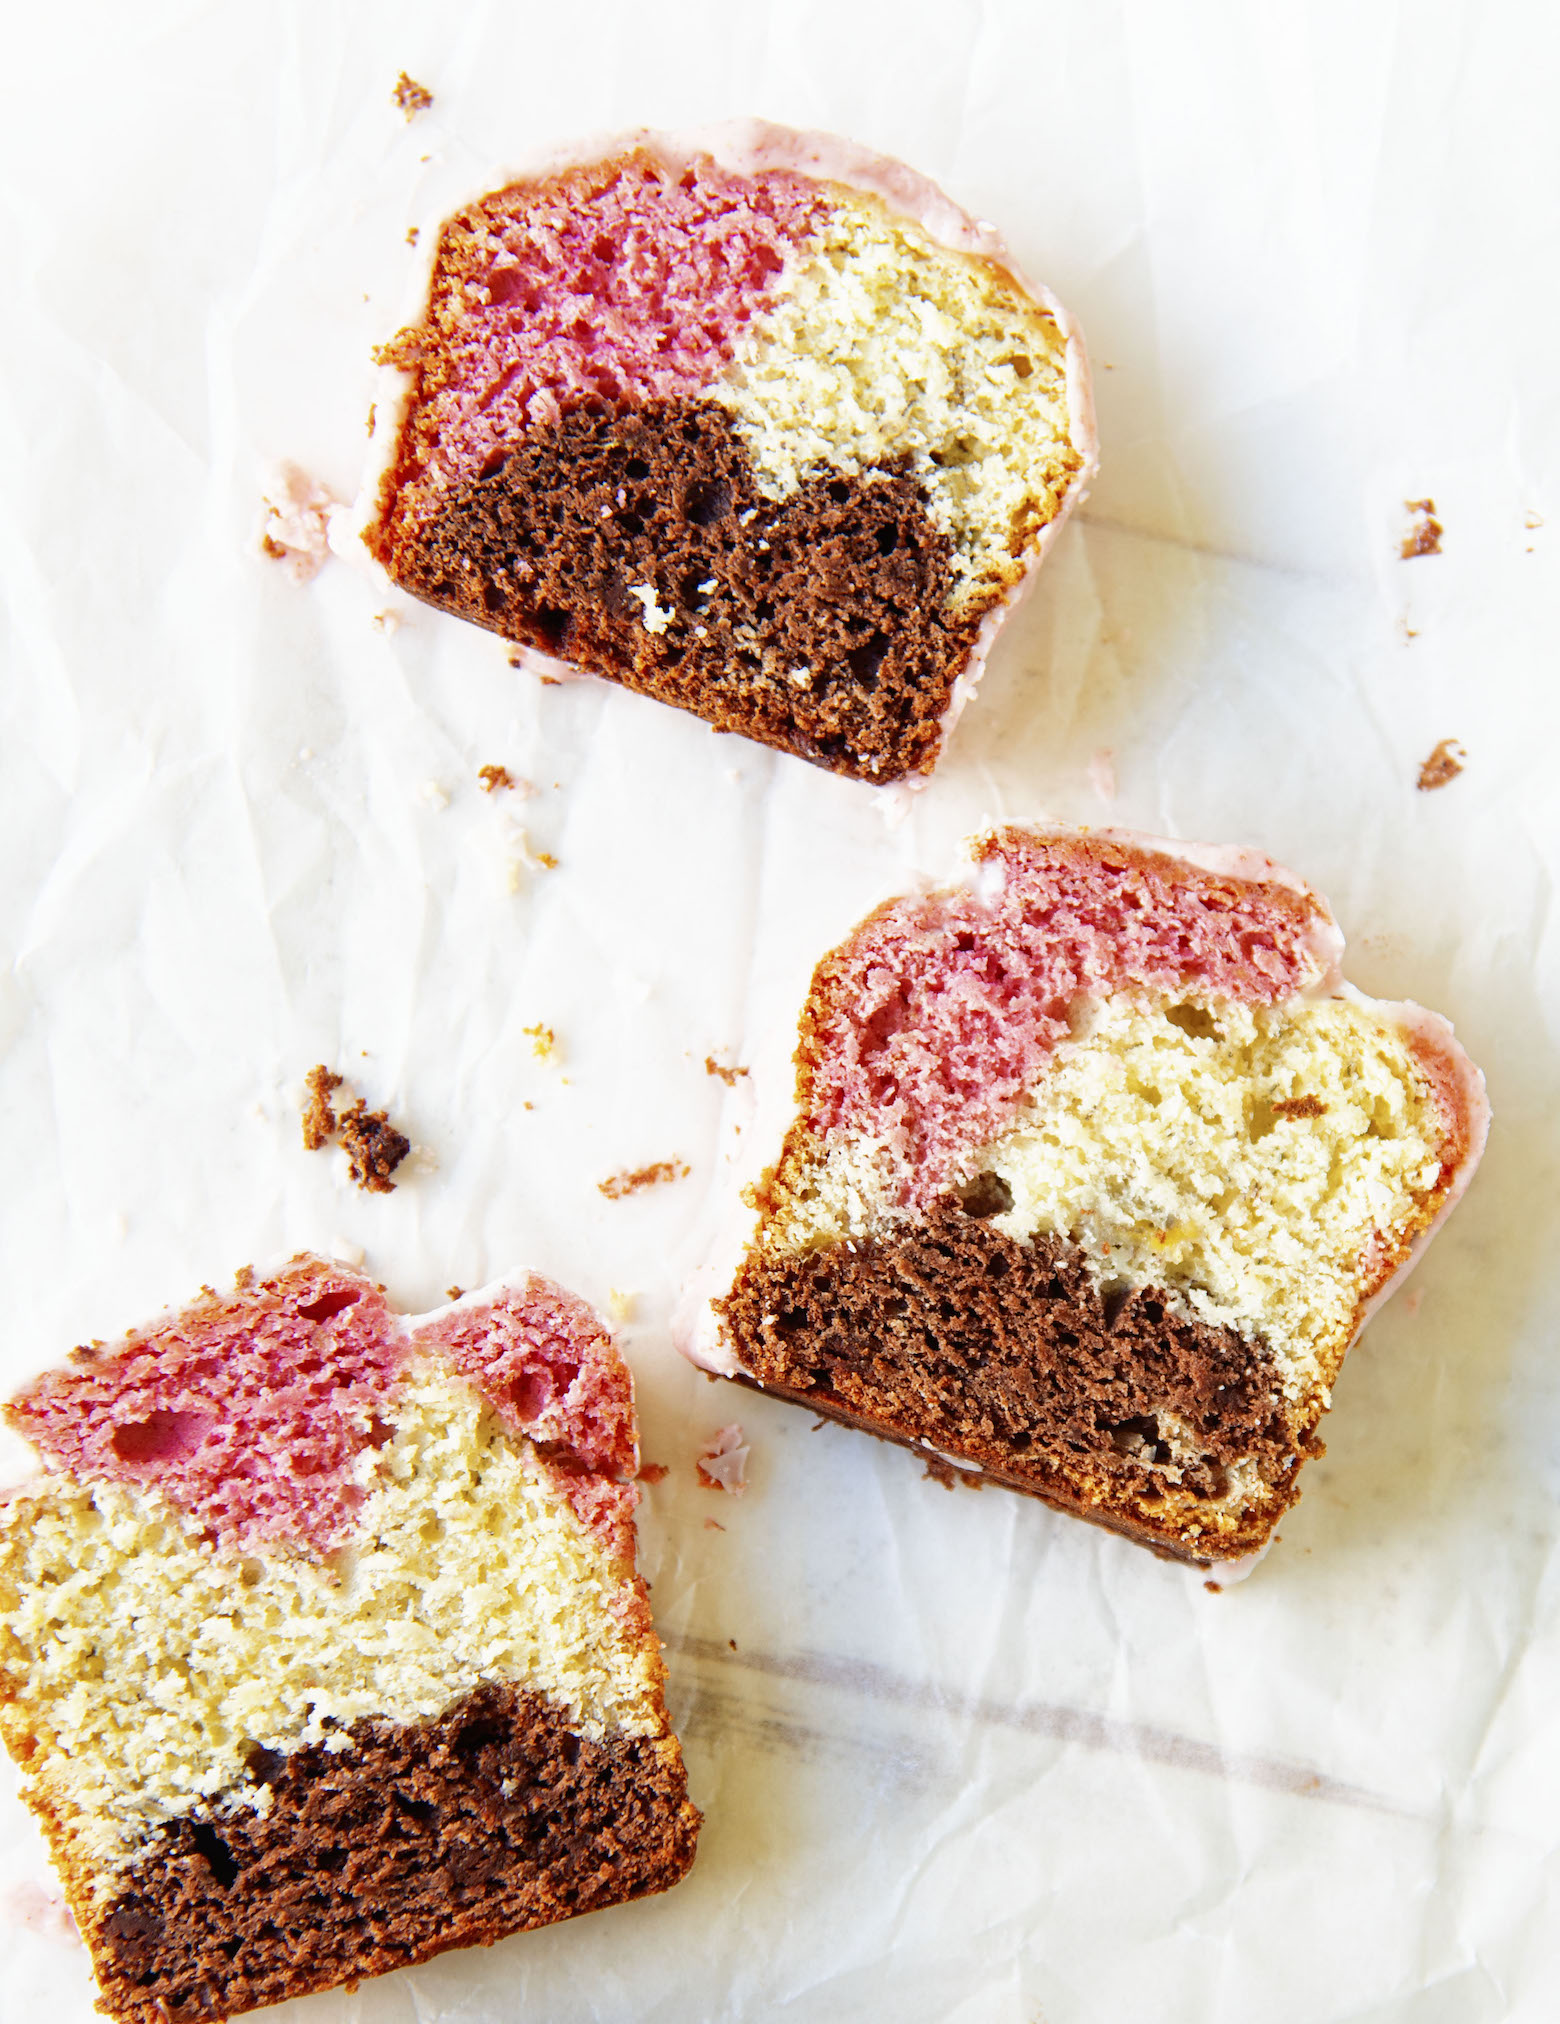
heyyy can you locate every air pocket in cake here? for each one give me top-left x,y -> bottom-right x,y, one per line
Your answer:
359,120 -> 1095,784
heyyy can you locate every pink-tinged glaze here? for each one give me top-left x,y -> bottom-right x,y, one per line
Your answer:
405,157 -> 823,505
412,1278 -> 637,1482
6,1260 -> 642,1559
801,827 -> 1337,1204
5,1260 -> 403,1557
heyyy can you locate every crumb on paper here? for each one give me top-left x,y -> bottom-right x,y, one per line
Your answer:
371,610 -> 400,635
538,673 -> 563,685
365,403 -> 376,435
703,1518 -> 725,1531
523,1022 -> 558,1062
1417,738 -> 1466,791
301,1065 -> 410,1194
599,1159 -> 690,1200
607,1288 -> 636,1322
638,1461 -> 668,1485
2,1882 -> 80,1943
923,1454 -> 983,1492
536,850 -> 559,870
260,463 -> 343,583
446,1286 -> 463,1301
1204,1580 -> 1223,1595
418,779 -> 450,809
1271,1095 -> 1328,1120
406,225 -> 420,246
696,1423 -> 750,1494
704,1055 -> 749,1087
301,1065 -> 343,1150
1400,498 -> 1443,559
393,70 -> 433,118
728,1639 -> 738,1651
478,764 -> 515,793
1525,510 -> 1544,530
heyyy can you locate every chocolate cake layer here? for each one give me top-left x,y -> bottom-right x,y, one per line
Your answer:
87,1683 -> 699,2024
375,399 -> 984,781
718,1194 -> 1314,1560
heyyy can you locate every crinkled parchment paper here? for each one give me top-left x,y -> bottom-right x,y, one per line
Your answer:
2,4 -> 1558,2020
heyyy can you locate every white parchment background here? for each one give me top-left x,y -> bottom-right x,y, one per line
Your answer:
2,3 -> 1558,2019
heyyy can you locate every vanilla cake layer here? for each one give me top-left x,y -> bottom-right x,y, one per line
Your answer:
361,122 -> 1095,783
681,827 -> 1488,1563
0,1259 -> 699,2024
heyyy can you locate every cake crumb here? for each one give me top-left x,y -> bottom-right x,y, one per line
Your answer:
1204,1580 -> 1223,1595
418,779 -> 450,809
607,1289 -> 636,1322
599,1160 -> 690,1200
406,225 -> 420,247
1271,1095 -> 1328,1120
704,1055 -> 749,1087
301,1065 -> 342,1150
704,1518 -> 726,1531
696,1424 -> 749,1494
478,764 -> 515,793
923,1454 -> 984,1491
370,610 -> 401,635
393,71 -> 433,118
1400,498 -> 1443,559
537,851 -> 559,870
365,403 -> 376,435
1417,738 -> 1466,791
301,1066 -> 410,1193
260,464 -> 342,583
445,1286 -> 463,1301
638,1462 -> 668,1485
523,1022 -> 558,1061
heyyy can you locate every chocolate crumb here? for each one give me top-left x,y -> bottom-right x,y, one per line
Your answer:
1401,498 -> 1443,559
638,1462 -> 668,1485
1417,738 -> 1466,791
301,1066 -> 410,1192
478,764 -> 514,793
393,71 -> 433,118
728,1639 -> 738,1651
704,1056 -> 749,1087
599,1160 -> 690,1200
301,1065 -> 343,1150
1271,1095 -> 1328,1120
337,1100 -> 411,1195
922,1455 -> 984,1492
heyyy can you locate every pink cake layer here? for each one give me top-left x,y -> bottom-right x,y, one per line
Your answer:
800,828 -> 1342,1204
405,156 -> 823,507
6,1259 -> 637,1557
